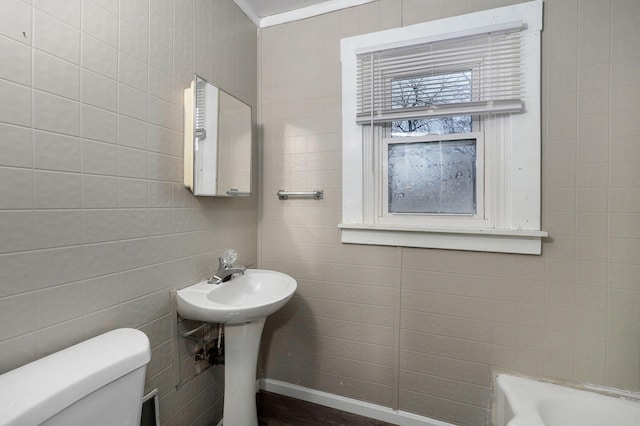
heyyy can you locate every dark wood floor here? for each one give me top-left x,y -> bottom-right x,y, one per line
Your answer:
256,391 -> 396,426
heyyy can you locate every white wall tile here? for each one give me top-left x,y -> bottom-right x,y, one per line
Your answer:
609,238 -> 640,264
0,0 -> 32,45
82,175 -> 118,208
171,208 -> 193,233
611,110 -> 640,137
0,252 -> 36,298
149,208 -> 172,235
121,296 -> 149,328
0,36 -> 31,85
173,46 -> 194,84
611,0 -> 640,61
118,146 -> 147,179
609,213 -> 640,239
34,210 -> 83,249
119,237 -> 149,271
0,292 -> 36,340
610,162 -> 640,187
611,58 -> 640,87
33,246 -> 83,289
82,0 -> 118,46
120,0 -> 149,35
148,235 -> 173,264
120,266 -> 149,301
118,115 -> 147,149
35,317 -> 84,357
89,0 -> 118,16
575,236 -> 608,262
34,0 -> 81,29
82,34 -> 118,79
82,104 -> 117,143
119,52 -> 148,91
147,124 -> 172,155
148,181 -> 172,208
149,41 -> 173,75
150,10 -> 172,50
0,333 -> 37,373
119,177 -> 148,208
0,123 -> 32,168
578,61 -> 610,90
83,305 -> 121,338
81,69 -> 117,111
119,84 -> 147,121
82,209 -> 118,243
34,50 -> 80,100
0,79 -> 32,127
0,167 -> 33,210
119,20 -> 148,63
0,211 -> 33,254
147,261 -> 173,292
83,273 -> 120,312
83,241 -> 119,278
148,96 -> 172,128
34,131 -> 81,172
34,170 -> 82,209
147,152 -> 172,181
611,84 -> 640,112
119,209 -> 148,240
82,139 -> 117,176
194,0 -> 211,43
33,10 -> 79,64
33,91 -> 80,136
148,68 -> 172,102
35,281 -> 85,328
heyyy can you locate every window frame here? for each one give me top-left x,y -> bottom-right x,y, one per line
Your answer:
339,1 -> 547,255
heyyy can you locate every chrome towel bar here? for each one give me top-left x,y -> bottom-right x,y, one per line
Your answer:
277,189 -> 323,200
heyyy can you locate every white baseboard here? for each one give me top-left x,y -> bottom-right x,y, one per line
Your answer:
258,378 -> 456,426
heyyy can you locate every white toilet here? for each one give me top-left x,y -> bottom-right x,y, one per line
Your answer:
0,328 -> 151,426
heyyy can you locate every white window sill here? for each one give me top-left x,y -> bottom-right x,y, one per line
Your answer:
339,224 -> 548,255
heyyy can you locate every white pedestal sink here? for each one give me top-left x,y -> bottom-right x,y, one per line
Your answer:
176,269 -> 297,426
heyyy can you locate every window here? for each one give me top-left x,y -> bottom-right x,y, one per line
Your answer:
340,1 -> 546,254
386,136 -> 478,215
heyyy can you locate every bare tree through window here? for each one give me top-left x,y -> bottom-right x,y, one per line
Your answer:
391,71 -> 473,136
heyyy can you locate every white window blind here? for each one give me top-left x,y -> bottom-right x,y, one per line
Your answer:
356,21 -> 525,125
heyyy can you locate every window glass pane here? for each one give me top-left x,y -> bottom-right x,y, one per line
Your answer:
388,140 -> 476,214
391,71 -> 472,136
392,115 -> 472,136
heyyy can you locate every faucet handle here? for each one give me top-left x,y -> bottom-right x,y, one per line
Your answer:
219,248 -> 238,269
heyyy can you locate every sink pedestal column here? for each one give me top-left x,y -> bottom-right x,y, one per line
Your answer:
222,317 -> 265,426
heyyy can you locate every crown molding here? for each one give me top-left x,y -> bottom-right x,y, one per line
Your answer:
234,0 -> 376,28
232,0 -> 262,27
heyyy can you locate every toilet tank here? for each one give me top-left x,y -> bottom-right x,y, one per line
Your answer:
0,328 -> 151,426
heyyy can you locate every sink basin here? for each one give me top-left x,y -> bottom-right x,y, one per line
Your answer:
176,269 -> 297,324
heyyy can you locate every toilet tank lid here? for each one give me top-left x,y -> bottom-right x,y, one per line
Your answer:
0,328 -> 151,425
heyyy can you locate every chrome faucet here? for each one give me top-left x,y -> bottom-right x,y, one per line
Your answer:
208,249 -> 246,284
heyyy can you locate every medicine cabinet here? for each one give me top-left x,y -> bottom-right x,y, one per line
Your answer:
183,75 -> 252,196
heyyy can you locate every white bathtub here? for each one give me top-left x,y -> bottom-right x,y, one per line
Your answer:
495,374 -> 640,426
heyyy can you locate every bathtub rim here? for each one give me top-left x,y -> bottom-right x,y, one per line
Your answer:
494,373 -> 640,426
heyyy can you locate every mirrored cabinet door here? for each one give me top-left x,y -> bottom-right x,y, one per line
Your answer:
183,75 -> 252,197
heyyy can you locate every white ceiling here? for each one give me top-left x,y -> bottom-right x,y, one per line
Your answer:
234,0 -> 374,27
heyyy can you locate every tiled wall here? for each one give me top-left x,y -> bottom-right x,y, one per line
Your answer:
258,0 -> 640,425
0,0 -> 257,424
